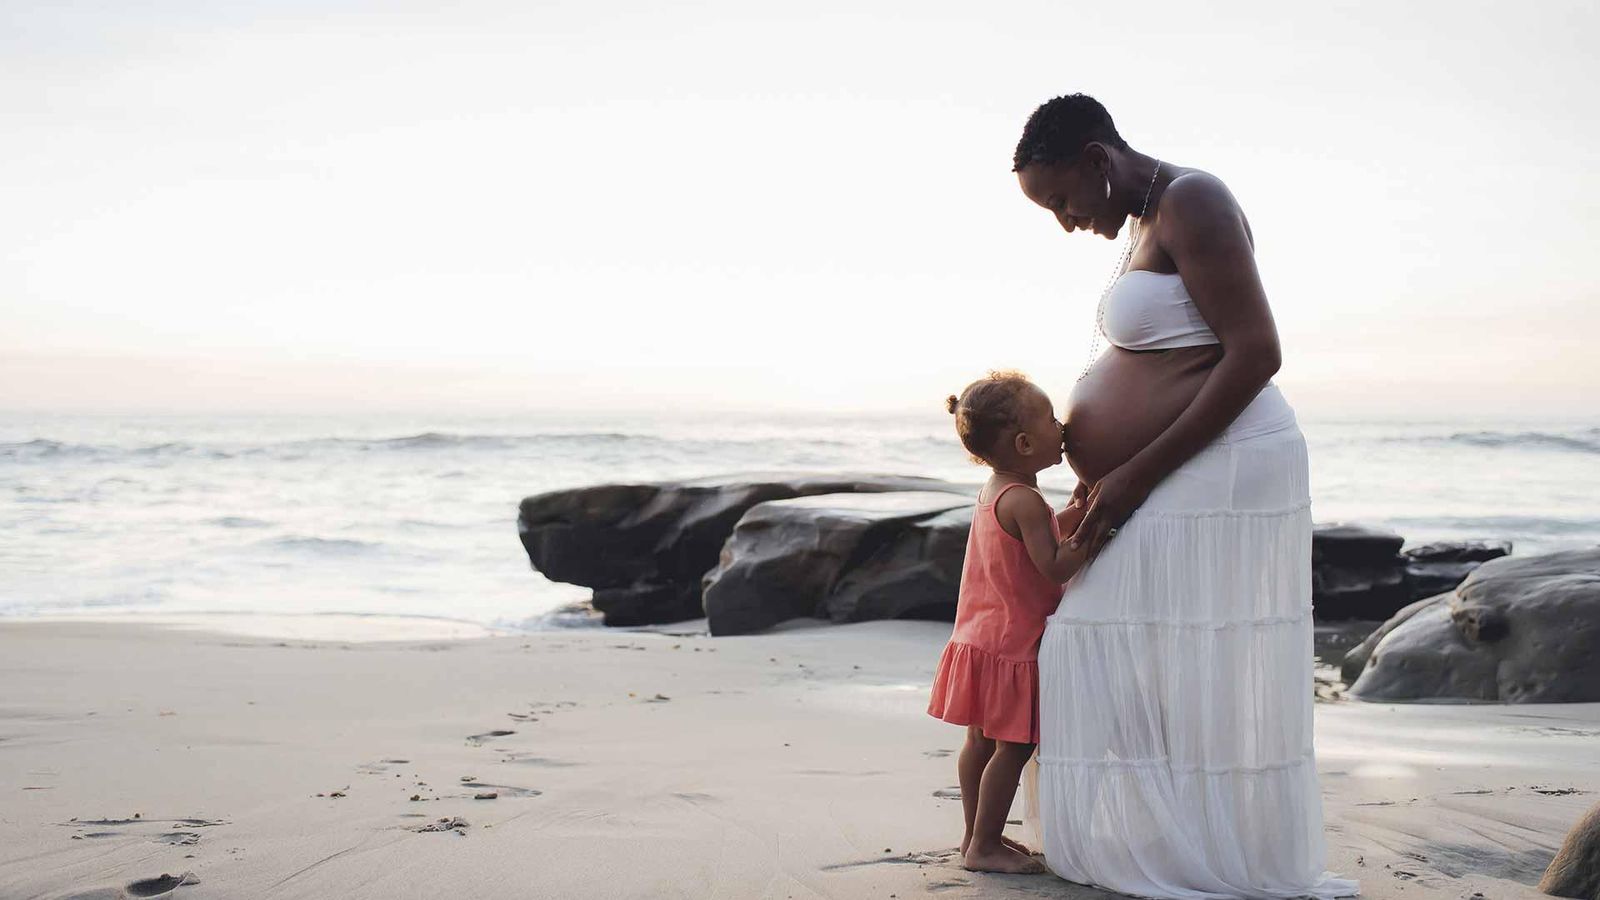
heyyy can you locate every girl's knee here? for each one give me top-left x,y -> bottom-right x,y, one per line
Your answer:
965,725 -> 995,747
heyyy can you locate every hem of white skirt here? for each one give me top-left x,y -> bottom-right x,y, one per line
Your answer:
1052,871 -> 1360,900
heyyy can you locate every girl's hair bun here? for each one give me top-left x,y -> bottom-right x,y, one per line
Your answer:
945,394 -> 960,414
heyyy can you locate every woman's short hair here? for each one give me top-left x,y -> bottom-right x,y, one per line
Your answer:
1012,93 -> 1128,172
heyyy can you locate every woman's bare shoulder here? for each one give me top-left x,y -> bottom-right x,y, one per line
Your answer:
1162,170 -> 1239,216
1159,169 -> 1253,248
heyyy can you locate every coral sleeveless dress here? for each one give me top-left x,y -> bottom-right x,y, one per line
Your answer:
927,482 -> 1063,744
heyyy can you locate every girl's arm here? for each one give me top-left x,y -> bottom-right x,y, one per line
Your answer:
1003,489 -> 1092,584
1055,481 -> 1088,533
1067,172 -> 1281,555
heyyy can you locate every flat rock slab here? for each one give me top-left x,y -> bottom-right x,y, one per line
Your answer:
1346,548 -> 1600,703
702,491 -> 973,636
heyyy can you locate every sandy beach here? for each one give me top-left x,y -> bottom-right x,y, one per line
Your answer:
0,617 -> 1594,899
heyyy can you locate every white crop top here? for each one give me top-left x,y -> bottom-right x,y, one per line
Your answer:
1101,270 -> 1220,351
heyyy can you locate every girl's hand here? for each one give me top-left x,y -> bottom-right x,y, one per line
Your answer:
1067,465 -> 1155,557
1056,481 -> 1090,534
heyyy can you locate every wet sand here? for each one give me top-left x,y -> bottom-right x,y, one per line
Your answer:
1,617 -> 1595,899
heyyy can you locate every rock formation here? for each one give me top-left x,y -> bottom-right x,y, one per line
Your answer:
518,474 -> 964,625
1345,548 -> 1600,703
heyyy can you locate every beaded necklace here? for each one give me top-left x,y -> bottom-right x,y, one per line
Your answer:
1078,159 -> 1163,381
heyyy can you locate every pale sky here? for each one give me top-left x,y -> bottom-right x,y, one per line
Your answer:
3,0 -> 1597,415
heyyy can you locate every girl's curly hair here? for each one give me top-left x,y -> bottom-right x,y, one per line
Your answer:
946,370 -> 1034,465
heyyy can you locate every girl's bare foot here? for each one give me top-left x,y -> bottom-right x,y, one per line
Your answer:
963,844 -> 1047,874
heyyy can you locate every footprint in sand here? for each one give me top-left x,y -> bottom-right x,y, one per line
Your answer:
922,749 -> 954,759
819,848 -> 957,872
457,780 -> 541,798
932,787 -> 962,800
358,758 -> 414,775
59,872 -> 201,899
62,817 -> 226,845
64,817 -> 226,828
495,751 -> 578,767
465,729 -> 516,746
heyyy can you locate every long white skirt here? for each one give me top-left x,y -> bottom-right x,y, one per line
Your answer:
1033,385 -> 1357,899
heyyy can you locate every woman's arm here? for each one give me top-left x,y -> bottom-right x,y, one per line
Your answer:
1067,173 -> 1281,554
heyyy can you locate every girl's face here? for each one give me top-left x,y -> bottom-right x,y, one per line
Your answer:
1013,386 -> 1065,470
1016,151 -> 1124,240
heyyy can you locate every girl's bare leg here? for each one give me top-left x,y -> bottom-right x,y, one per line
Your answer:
957,725 -> 994,855
964,740 -> 1046,874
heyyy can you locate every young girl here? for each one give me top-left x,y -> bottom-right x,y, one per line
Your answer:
927,370 -> 1089,875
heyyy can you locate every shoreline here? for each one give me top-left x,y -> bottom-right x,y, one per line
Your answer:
2,619 -> 1594,899
12,611 -> 511,643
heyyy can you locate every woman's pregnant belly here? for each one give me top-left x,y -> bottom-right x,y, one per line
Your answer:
1063,344 -> 1222,484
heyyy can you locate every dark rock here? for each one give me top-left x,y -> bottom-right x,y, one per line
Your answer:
1403,560 -> 1484,600
1541,800 -> 1600,898
518,474 -> 965,626
826,507 -> 972,624
1401,540 -> 1513,603
1313,523 -> 1404,563
590,582 -> 699,628
1312,523 -> 1407,619
702,492 -> 972,636
1347,548 -> 1600,703
1403,540 -> 1513,564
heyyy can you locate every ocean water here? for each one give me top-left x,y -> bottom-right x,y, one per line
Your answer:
3,410 -> 1598,631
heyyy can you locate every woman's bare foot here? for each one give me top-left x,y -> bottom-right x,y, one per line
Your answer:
962,832 -> 1035,857
963,844 -> 1047,874
1002,834 -> 1037,856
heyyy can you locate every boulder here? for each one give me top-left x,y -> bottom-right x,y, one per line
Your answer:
1311,523 -> 1407,619
1347,548 -> 1600,703
701,492 -> 973,636
1338,592 -> 1439,685
518,474 -> 964,626
826,506 -> 973,624
1541,800 -> 1600,898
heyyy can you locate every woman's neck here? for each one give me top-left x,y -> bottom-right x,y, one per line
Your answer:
1115,149 -> 1171,220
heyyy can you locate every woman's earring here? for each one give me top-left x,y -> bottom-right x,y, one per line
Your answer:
1104,177 -> 1112,199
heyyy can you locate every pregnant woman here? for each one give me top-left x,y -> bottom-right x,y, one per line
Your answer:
1013,95 -> 1357,898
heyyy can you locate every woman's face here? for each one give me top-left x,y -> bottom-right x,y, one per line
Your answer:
1017,156 -> 1122,240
